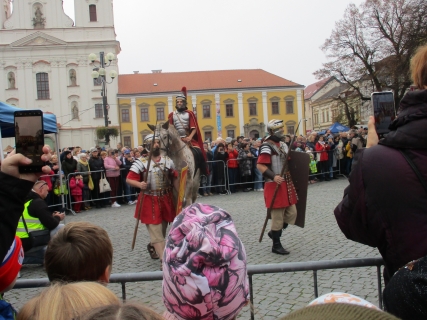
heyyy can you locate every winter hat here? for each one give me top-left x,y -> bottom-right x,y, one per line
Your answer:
383,255 -> 427,319
280,303 -> 399,320
162,203 -> 250,320
308,292 -> 380,310
0,236 -> 24,293
90,147 -> 98,153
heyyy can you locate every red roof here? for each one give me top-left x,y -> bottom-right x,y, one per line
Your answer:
304,77 -> 333,100
118,69 -> 302,95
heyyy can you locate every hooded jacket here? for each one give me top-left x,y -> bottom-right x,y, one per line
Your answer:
334,89 -> 427,284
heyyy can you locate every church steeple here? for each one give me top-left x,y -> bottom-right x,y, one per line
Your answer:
0,0 -> 12,29
3,0 -> 73,30
74,0 -> 114,28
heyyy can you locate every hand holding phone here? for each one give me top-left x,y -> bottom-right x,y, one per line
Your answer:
371,91 -> 396,135
1,146 -> 51,182
14,110 -> 45,173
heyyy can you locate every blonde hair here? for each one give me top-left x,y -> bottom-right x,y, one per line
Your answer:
411,44 -> 427,89
17,282 -> 120,320
100,151 -> 107,157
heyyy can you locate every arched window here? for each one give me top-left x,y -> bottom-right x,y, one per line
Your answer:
89,5 -> 97,22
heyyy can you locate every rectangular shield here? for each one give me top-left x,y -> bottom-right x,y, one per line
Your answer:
288,151 -> 310,228
176,161 -> 188,215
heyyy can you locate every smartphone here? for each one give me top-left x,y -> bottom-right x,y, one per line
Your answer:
14,110 -> 45,173
371,91 -> 396,135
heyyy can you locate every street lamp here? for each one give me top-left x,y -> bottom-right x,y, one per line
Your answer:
88,51 -> 117,146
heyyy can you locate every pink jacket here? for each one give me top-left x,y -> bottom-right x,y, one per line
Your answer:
103,156 -> 122,177
69,177 -> 84,196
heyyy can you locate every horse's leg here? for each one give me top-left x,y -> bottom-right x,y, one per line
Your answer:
192,170 -> 201,204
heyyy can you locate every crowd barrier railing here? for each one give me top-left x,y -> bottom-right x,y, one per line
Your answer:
66,168 -> 140,211
14,257 -> 384,320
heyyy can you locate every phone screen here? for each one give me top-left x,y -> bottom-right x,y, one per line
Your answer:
14,110 -> 45,173
371,91 -> 396,135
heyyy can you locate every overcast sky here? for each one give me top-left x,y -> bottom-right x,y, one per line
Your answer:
63,0 -> 365,88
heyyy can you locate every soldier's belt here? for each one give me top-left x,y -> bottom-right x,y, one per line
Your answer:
146,187 -> 172,196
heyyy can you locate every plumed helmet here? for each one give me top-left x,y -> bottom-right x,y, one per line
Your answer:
267,119 -> 284,133
176,86 -> 187,101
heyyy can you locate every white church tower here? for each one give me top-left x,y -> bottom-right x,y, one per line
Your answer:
0,0 -> 121,149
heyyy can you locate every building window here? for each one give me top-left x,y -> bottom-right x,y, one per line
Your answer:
271,101 -> 279,114
287,126 -> 295,135
204,131 -> 212,141
121,109 -> 130,122
89,5 -> 97,22
140,108 -> 149,122
157,108 -> 165,120
332,109 -> 338,119
95,104 -> 103,118
36,72 -> 49,99
203,105 -> 211,118
123,136 -> 131,147
226,104 -> 233,117
227,130 -> 235,138
326,111 -> 330,122
93,77 -> 102,86
314,114 -> 319,125
249,102 -> 257,116
286,100 -> 294,114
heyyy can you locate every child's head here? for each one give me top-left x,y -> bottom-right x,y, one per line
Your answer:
0,236 -> 23,293
17,282 -> 120,320
80,302 -> 163,320
45,222 -> 113,283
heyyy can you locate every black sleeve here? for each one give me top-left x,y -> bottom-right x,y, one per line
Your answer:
0,172 -> 34,261
28,198 -> 60,230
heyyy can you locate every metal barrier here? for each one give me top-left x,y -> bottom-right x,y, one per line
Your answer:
14,257 -> 384,319
67,168 -> 139,210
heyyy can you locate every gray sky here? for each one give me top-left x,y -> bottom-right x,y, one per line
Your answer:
63,0 -> 365,88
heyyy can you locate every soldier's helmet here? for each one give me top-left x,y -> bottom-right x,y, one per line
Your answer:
143,134 -> 160,150
267,119 -> 284,133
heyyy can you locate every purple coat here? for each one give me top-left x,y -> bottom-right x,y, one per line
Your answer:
334,89 -> 427,284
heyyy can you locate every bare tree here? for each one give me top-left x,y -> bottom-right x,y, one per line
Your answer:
315,0 -> 427,117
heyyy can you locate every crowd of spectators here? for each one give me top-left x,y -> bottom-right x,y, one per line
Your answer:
32,125 -> 369,214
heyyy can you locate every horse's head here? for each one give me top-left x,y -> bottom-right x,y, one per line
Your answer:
147,122 -> 170,155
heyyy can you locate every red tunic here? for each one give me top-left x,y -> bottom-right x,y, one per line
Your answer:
127,170 -> 176,225
257,144 -> 298,209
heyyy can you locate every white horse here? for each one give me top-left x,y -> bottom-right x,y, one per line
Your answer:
148,122 -> 201,207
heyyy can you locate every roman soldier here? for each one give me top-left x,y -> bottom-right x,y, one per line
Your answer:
168,87 -> 208,174
126,134 -> 179,267
256,119 -> 298,255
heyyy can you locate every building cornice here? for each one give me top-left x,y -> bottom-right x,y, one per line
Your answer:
117,86 -> 305,99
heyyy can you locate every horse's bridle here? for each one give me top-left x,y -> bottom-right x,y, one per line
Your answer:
159,131 -> 187,157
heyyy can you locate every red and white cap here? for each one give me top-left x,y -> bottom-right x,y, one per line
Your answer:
0,236 -> 24,293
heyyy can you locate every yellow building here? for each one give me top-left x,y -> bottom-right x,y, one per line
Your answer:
117,69 -> 304,147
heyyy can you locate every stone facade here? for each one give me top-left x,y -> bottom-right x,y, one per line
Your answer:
0,0 -> 120,149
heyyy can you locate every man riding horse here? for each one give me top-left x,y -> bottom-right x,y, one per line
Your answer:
168,86 -> 208,175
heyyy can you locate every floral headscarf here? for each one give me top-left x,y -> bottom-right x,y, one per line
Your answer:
162,203 -> 249,320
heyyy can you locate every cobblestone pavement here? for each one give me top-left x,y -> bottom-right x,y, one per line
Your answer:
6,177 -> 381,319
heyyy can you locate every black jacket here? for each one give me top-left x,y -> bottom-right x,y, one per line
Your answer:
0,172 -> 33,262
22,191 -> 61,251
89,156 -> 104,180
334,89 -> 427,283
